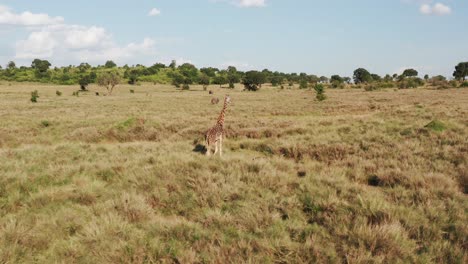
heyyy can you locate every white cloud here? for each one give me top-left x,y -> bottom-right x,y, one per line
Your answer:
15,24 -> 157,65
148,8 -> 161,16
15,31 -> 56,58
419,2 -> 451,16
235,0 -> 266,7
4,5 -> 158,65
212,0 -> 267,8
0,5 -> 64,26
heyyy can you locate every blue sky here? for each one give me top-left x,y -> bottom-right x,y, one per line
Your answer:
0,0 -> 467,77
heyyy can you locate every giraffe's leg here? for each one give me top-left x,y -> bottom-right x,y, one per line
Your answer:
214,141 -> 218,155
205,142 -> 211,156
219,136 -> 223,157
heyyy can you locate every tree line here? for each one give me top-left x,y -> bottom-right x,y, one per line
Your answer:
1,59 -> 467,91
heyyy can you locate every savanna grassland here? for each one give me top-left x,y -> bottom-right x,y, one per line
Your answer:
0,83 -> 467,263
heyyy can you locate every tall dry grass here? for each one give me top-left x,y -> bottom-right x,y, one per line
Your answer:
0,83 -> 467,263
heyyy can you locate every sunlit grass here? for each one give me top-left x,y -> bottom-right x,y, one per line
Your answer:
0,83 -> 467,263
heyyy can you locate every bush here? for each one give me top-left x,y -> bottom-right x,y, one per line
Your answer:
41,120 -> 50,127
314,84 -> 326,101
460,82 -> 468,88
243,71 -> 266,91
30,90 -> 39,102
72,91 -> 79,97
425,120 -> 446,132
364,85 -> 378,91
130,89 -> 135,94
56,90 -> 62,96
182,84 -> 190,90
399,78 -> 424,89
331,81 -> 345,89
378,82 -> 395,89
78,75 -> 92,91
97,71 -> 121,95
299,79 -> 308,89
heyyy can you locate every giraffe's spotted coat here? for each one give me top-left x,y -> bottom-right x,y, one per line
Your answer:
205,95 -> 231,156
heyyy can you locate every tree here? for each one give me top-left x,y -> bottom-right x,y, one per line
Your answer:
330,75 -> 345,88
270,75 -> 284,87
314,83 -> 326,101
242,71 -> 266,91
78,63 -> 91,73
383,74 -> 393,82
371,74 -> 382,82
402,68 -> 418,78
7,61 -> 16,70
79,74 -> 92,90
178,63 -> 199,83
424,74 -> 429,81
31,59 -> 51,79
168,71 -> 184,88
97,71 -> 121,95
104,60 -> 117,68
353,68 -> 372,84
200,67 -> 218,78
226,66 -> 240,89
213,75 -> 228,88
319,76 -> 329,83
453,62 -> 468,81
330,75 -> 344,83
199,73 -> 210,90
169,60 -> 177,69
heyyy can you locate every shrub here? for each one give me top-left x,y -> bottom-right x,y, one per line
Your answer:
331,81 -> 345,89
30,90 -> 39,103
97,71 -> 121,95
41,120 -> 50,127
72,91 -> 79,97
182,84 -> 190,90
299,79 -> 308,89
449,80 -> 458,88
425,120 -> 446,132
314,83 -> 326,101
130,89 -> 135,94
460,82 -> 468,88
242,71 -> 266,91
364,85 -> 378,91
78,75 -> 92,91
378,82 -> 395,89
56,90 -> 62,96
399,78 -> 424,89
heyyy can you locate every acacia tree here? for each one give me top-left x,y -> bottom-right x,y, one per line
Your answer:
199,73 -> 210,90
402,69 -> 418,78
226,66 -> 240,89
453,62 -> 468,81
353,68 -> 372,84
31,59 -> 51,79
104,60 -> 117,68
178,63 -> 199,84
213,75 -> 228,88
97,71 -> 121,95
243,71 -> 266,91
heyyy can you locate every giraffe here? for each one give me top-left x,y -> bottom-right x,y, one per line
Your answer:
205,95 -> 231,157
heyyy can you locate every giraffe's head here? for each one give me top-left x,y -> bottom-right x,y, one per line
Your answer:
225,95 -> 231,104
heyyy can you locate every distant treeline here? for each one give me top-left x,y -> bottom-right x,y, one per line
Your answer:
0,59 -> 467,90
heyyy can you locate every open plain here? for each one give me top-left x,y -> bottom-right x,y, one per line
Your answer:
0,83 -> 467,263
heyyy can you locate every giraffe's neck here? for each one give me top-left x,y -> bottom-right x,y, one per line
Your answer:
216,99 -> 229,126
